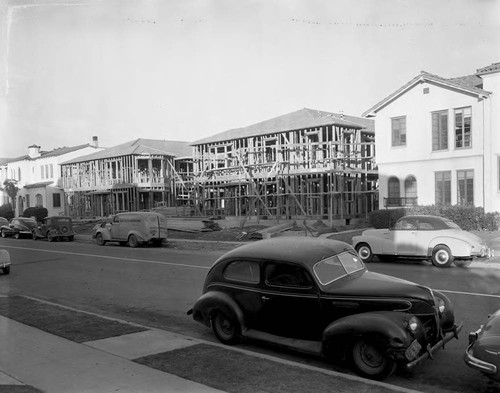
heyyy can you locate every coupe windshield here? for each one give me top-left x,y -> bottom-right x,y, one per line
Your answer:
313,251 -> 365,286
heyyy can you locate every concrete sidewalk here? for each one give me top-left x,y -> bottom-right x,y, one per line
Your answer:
0,315 -> 224,393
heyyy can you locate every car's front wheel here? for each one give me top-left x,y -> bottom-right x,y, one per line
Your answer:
32,230 -> 38,240
431,245 -> 454,268
95,233 -> 105,246
47,231 -> 55,242
355,243 -> 373,263
351,339 -> 396,380
0,229 -> 5,238
212,310 -> 240,345
14,232 -> 20,239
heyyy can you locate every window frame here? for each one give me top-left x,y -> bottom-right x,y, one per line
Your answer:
223,260 -> 261,285
435,171 -> 451,205
457,169 -> 474,205
391,116 -> 407,147
53,193 -> 61,208
454,106 -> 472,149
432,110 -> 448,151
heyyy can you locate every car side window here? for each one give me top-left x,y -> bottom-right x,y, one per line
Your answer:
265,263 -> 313,288
394,218 -> 417,230
113,216 -> 120,223
417,220 -> 434,230
223,261 -> 260,284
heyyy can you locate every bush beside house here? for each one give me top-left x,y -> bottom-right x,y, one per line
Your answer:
368,205 -> 499,231
0,204 -> 14,220
22,207 -> 48,222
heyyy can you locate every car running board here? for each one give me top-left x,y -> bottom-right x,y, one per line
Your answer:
243,329 -> 322,356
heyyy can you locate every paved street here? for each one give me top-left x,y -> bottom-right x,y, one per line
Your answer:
0,237 -> 499,393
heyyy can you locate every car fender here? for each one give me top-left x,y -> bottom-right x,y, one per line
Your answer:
190,291 -> 245,331
352,235 -> 393,255
428,236 -> 472,257
322,311 -> 414,355
94,228 -> 112,240
126,230 -> 146,242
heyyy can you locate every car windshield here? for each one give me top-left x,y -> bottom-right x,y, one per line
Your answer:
312,251 -> 365,285
18,218 -> 36,226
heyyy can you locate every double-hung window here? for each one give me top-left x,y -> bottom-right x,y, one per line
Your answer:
391,116 -> 406,147
455,107 -> 471,148
432,110 -> 448,150
435,171 -> 451,205
457,170 -> 474,205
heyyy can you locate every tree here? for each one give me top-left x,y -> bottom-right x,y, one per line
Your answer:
1,179 -> 19,212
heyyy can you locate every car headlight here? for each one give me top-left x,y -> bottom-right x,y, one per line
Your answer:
436,297 -> 445,314
407,316 -> 419,332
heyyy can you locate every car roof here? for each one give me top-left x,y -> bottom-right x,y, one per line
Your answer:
216,237 -> 353,268
399,215 -> 453,229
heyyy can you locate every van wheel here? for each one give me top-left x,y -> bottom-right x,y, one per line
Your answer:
128,234 -> 139,248
95,233 -> 105,246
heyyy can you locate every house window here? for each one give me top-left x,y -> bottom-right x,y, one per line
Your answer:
404,175 -> 417,204
435,171 -> 451,205
35,194 -> 43,207
432,110 -> 448,151
25,194 -> 30,208
387,177 -> 400,205
455,107 -> 471,148
17,167 -> 21,181
498,157 -> 500,191
53,193 -> 61,208
50,164 -> 54,178
391,116 -> 406,147
41,166 -> 44,179
457,170 -> 474,205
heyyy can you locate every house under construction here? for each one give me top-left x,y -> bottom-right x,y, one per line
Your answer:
189,108 -> 378,223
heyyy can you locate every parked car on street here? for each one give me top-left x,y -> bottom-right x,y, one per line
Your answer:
0,217 -> 8,227
0,217 -> 38,239
32,216 -> 75,241
464,309 -> 500,382
188,237 -> 462,380
0,249 -> 10,275
352,215 -> 492,268
93,212 -> 167,247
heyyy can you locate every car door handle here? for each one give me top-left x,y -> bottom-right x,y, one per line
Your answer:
262,296 -> 270,301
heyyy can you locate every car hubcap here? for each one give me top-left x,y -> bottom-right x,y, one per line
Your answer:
359,247 -> 370,259
359,343 -> 383,368
436,251 -> 449,264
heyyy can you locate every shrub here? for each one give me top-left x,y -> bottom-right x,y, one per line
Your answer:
368,208 -> 406,229
406,205 -> 499,231
22,207 -> 48,222
0,204 -> 14,220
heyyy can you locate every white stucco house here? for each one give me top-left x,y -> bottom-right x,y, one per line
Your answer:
0,137 -> 103,217
363,62 -> 500,213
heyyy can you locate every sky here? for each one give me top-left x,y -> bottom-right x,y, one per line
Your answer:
0,0 -> 499,158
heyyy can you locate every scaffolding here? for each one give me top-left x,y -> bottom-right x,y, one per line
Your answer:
189,121 -> 377,223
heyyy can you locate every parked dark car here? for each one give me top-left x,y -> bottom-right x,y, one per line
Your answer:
464,309 -> 500,382
0,217 -> 38,239
0,249 -> 11,275
33,216 -> 74,241
188,237 -> 462,380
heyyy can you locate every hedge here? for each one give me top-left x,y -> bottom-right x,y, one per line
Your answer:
368,205 -> 499,231
22,207 -> 48,222
0,204 -> 14,220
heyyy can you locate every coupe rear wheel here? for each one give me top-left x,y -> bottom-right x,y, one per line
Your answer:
352,339 -> 396,380
355,243 -> 373,263
432,245 -> 453,268
128,234 -> 139,248
212,311 -> 240,345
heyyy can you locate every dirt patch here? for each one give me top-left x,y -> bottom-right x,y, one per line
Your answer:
134,343 -> 395,393
0,296 -> 147,343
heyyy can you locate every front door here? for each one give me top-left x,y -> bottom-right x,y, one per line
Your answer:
257,261 -> 322,340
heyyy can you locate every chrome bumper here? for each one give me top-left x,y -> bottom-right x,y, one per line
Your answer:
464,344 -> 498,375
406,322 -> 463,369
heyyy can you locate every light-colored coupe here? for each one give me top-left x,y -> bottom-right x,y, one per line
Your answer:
352,215 -> 492,268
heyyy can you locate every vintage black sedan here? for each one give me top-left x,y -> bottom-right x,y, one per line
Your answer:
465,309 -> 500,382
188,237 -> 462,380
0,217 -> 38,239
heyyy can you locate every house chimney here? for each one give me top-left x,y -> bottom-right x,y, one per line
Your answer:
28,144 -> 41,158
92,136 -> 99,147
